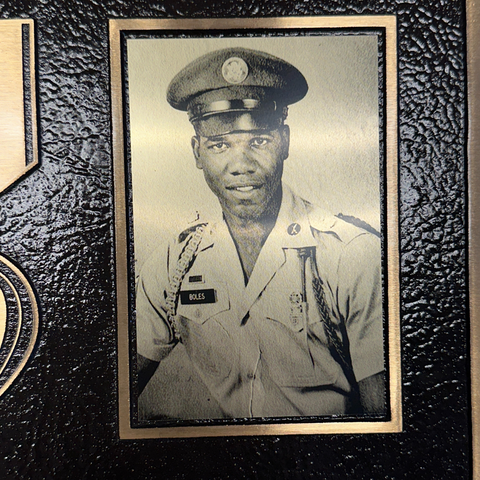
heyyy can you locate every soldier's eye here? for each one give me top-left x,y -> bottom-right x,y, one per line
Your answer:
250,137 -> 269,147
208,142 -> 228,152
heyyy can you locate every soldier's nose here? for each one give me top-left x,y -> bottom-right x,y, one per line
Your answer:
229,150 -> 257,175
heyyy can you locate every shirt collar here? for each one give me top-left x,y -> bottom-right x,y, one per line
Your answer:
198,183 -> 319,251
270,184 -> 317,249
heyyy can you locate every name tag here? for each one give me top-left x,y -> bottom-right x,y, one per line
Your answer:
180,289 -> 217,305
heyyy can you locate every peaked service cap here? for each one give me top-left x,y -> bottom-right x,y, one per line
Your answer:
166,47 -> 308,136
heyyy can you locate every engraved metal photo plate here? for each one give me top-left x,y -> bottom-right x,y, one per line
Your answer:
110,16 -> 401,439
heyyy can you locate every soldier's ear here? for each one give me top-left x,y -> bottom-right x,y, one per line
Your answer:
281,125 -> 290,161
191,136 -> 202,169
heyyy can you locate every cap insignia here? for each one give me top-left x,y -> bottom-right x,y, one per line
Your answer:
221,57 -> 249,84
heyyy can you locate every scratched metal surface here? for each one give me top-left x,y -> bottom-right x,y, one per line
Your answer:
0,0 -> 469,478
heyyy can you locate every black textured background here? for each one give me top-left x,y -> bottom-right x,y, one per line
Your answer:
0,1 -> 469,479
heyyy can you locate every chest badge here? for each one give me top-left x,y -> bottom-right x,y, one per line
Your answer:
287,223 -> 301,236
188,274 -> 204,284
289,291 -> 304,327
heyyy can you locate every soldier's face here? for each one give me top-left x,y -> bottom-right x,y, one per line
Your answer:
192,126 -> 290,220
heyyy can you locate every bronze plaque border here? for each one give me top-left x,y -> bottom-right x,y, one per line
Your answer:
110,16 -> 401,439
0,19 -> 38,194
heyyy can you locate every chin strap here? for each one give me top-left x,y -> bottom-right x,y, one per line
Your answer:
165,224 -> 207,342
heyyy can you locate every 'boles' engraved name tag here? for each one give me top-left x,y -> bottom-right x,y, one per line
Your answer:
180,289 -> 217,305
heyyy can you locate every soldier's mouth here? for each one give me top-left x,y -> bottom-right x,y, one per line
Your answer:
226,184 -> 263,192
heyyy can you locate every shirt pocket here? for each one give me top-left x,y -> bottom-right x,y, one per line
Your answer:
176,281 -> 230,325
176,282 -> 235,381
255,292 -> 339,388
258,285 -> 323,333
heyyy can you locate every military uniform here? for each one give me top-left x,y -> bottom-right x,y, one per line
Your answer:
137,185 -> 383,419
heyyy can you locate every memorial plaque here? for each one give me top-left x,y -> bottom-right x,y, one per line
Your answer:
0,1 -> 476,478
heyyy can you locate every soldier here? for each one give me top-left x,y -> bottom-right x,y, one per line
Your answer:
136,47 -> 385,419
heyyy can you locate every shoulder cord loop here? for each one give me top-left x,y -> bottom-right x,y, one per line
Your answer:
165,224 -> 206,342
298,247 -> 362,413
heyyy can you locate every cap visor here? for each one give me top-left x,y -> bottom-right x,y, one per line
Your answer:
193,111 -> 283,137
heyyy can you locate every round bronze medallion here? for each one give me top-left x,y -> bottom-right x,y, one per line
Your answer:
0,254 -> 38,397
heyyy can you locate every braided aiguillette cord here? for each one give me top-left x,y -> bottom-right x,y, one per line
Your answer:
305,248 -> 362,410
165,224 -> 206,341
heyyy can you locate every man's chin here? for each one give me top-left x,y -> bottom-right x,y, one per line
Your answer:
219,188 -> 281,222
227,204 -> 266,221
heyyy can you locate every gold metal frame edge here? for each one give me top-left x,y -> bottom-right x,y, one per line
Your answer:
468,0 -> 479,478
110,15 -> 401,439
